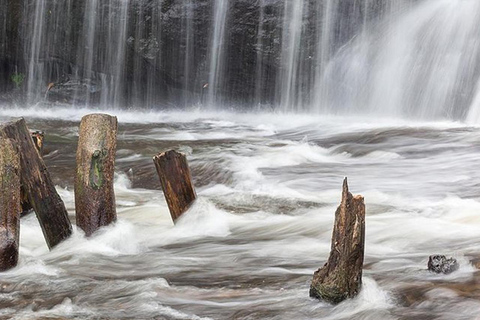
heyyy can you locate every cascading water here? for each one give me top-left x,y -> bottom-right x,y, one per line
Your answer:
206,0 -> 229,107
26,0 -> 47,103
317,0 -> 480,120
3,1 -> 480,319
182,0 -> 194,106
312,0 -> 336,112
10,0 -> 480,121
78,0 -> 99,105
276,0 -> 305,112
254,0 -> 265,107
113,1 -> 129,106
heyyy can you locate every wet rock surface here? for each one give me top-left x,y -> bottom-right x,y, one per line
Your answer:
428,255 -> 459,274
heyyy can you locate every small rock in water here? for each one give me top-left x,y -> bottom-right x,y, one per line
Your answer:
428,255 -> 459,274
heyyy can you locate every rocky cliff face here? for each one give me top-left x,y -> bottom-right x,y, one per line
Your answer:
0,0 -> 412,108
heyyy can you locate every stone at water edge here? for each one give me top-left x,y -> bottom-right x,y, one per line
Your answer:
428,255 -> 459,274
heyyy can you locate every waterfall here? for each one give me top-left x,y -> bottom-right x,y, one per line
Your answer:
79,0 -> 99,105
254,0 -> 265,107
277,0 -> 305,112
207,0 -> 229,107
316,0 -> 480,119
183,0 -> 194,106
132,1 -> 146,107
26,0 -> 47,103
112,1 -> 129,107
3,0 -> 480,121
312,0 -> 336,112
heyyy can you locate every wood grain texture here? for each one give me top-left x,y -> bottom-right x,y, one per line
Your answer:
310,178 -> 365,304
153,150 -> 196,223
21,131 -> 44,216
1,118 -> 72,249
75,114 -> 118,236
0,137 -> 20,271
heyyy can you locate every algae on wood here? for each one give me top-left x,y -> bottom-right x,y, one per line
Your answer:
75,114 -> 118,236
310,178 -> 365,304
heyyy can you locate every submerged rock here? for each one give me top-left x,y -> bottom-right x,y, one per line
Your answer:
428,255 -> 459,274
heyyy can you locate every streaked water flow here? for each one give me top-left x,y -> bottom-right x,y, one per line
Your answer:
14,0 -> 480,120
0,108 -> 479,318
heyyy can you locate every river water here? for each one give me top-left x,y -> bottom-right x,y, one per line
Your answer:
0,107 -> 480,319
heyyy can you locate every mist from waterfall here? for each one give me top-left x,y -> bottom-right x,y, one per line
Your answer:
317,0 -> 480,121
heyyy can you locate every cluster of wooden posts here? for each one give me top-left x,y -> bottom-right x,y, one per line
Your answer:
1,113 -> 464,307
0,114 -> 197,272
0,112 -> 366,305
0,112 -> 408,305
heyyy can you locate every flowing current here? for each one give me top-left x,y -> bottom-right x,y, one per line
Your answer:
3,0 -> 480,318
0,108 -> 480,319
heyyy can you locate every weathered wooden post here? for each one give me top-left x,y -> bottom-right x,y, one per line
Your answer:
0,137 -> 21,271
153,150 -> 196,223
75,113 -> 118,236
21,131 -> 45,216
310,178 -> 365,304
0,118 -> 72,249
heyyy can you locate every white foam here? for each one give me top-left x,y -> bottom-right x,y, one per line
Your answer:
315,277 -> 393,320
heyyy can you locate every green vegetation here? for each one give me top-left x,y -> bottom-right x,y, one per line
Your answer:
10,72 -> 25,88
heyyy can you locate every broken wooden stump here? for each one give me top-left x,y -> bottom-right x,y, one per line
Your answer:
310,178 -> 366,304
0,118 -> 72,249
0,137 -> 21,271
153,150 -> 196,223
21,131 -> 45,217
428,255 -> 459,274
75,113 -> 118,236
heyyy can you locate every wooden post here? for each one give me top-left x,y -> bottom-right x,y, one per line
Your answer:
310,178 -> 365,304
75,113 -> 118,236
0,118 -> 72,249
0,137 -> 21,271
21,131 -> 45,216
153,150 -> 196,223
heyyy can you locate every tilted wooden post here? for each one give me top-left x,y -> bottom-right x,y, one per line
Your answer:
0,137 -> 21,271
75,114 -> 118,236
21,131 -> 45,216
310,178 -> 365,304
153,150 -> 196,223
0,118 -> 72,249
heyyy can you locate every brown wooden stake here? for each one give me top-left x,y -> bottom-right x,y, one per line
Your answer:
0,137 -> 21,271
75,113 -> 118,236
153,150 -> 196,223
310,178 -> 365,304
0,118 -> 72,249
21,131 -> 45,216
